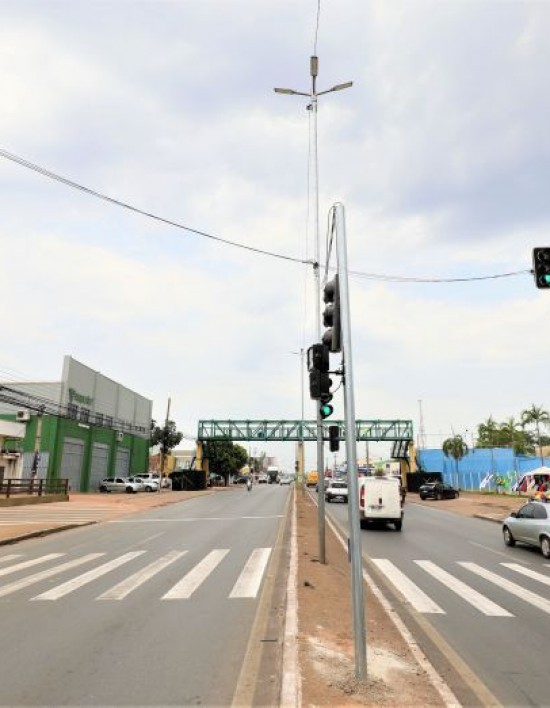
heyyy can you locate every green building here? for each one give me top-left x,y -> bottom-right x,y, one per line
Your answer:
0,356 -> 152,492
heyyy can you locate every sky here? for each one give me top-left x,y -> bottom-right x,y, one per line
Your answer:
1,0 -> 549,472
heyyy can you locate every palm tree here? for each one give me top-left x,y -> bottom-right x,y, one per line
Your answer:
521,405 -> 550,466
477,416 -> 498,474
500,417 -> 523,454
442,435 -> 469,488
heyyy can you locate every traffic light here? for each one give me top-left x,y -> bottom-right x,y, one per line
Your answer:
328,425 -> 340,452
308,344 -> 330,400
322,275 -> 341,353
309,370 -> 332,400
533,248 -> 550,289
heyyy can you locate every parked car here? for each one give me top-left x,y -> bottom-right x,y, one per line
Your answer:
132,476 -> 159,492
99,477 -> 142,494
207,473 -> 225,487
258,474 -> 269,484
279,474 -> 293,485
233,475 -> 250,485
418,482 -> 459,500
502,500 -> 550,558
325,480 -> 348,503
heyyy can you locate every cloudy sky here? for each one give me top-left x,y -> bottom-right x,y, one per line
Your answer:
1,0 -> 549,470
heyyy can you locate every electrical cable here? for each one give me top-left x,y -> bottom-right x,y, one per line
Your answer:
0,148 -> 530,284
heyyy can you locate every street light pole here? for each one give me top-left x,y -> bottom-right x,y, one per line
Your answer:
275,57 -> 352,564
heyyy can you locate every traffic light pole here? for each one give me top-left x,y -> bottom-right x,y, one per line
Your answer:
334,202 -> 367,680
311,60 -> 327,566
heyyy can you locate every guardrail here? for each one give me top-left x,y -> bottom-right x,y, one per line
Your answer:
0,478 -> 69,498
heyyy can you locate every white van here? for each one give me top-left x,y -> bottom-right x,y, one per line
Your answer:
358,475 -> 403,531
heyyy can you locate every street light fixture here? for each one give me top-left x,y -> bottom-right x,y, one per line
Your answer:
275,56 -> 352,565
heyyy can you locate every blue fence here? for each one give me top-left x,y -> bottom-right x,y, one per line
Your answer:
417,448 -> 550,491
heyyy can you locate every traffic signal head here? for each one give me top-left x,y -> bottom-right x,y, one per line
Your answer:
533,248 -> 550,289
322,275 -> 341,352
309,371 -> 332,400
307,343 -> 329,373
319,392 -> 334,419
328,425 -> 340,452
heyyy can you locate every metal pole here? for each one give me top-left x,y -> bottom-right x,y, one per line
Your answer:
311,56 -> 326,564
159,397 -> 171,492
335,202 -> 367,680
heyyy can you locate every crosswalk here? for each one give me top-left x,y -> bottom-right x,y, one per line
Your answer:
371,558 -> 550,618
0,547 -> 272,602
0,504 -> 116,525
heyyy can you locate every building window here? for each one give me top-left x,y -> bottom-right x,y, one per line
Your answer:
68,403 -> 78,419
80,408 -> 90,423
105,416 -> 113,428
95,413 -> 104,426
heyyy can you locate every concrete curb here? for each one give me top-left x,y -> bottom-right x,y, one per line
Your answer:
0,522 -> 97,546
473,514 -> 504,524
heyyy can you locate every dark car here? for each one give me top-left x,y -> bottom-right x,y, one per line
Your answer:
418,482 -> 459,500
232,475 -> 250,485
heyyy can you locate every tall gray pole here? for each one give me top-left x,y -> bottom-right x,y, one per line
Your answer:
335,202 -> 367,680
311,56 -> 326,564
159,396 -> 171,493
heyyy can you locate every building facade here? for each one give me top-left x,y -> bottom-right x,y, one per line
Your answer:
0,356 -> 152,491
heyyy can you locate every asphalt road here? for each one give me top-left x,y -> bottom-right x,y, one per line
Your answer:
0,484 -> 290,706
324,494 -> 550,707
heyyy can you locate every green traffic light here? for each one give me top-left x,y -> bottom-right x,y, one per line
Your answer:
320,403 -> 334,419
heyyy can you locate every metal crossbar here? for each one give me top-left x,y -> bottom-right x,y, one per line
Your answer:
197,419 -> 413,442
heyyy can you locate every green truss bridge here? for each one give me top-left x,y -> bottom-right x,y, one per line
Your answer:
197,419 -> 413,443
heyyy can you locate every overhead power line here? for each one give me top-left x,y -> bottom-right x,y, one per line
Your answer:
0,148 -> 529,284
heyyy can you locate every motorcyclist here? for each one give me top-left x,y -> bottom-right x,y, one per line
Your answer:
246,477 -> 252,492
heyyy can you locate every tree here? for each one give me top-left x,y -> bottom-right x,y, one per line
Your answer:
204,441 -> 248,485
499,417 -> 525,455
521,405 -> 550,466
477,416 -> 499,448
150,419 -> 184,474
442,435 -> 468,487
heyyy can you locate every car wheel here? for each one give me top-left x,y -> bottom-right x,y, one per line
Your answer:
99,486 -> 107,493
541,535 -> 550,559
360,518 -> 367,530
419,494 -> 426,500
325,497 -> 331,503
394,519 -> 403,531
503,526 -> 515,547
455,491 -> 460,498
435,491 -> 441,501
126,487 -> 134,494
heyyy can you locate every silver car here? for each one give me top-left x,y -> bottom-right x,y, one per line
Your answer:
502,500 -> 550,558
99,477 -> 142,494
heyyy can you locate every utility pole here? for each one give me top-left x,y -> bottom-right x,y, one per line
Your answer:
275,57 -> 352,564
159,397 -> 171,492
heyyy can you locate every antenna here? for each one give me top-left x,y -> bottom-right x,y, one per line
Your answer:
418,399 -> 427,449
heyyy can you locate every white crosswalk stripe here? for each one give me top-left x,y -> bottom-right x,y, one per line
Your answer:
230,548 -> 272,598
0,554 -> 104,598
0,547 -> 271,602
32,552 -> 146,600
459,562 -> 550,614
0,554 -> 22,564
97,551 -> 187,600
0,553 -> 65,578
162,549 -> 230,599
501,563 -> 550,587
414,560 -> 512,616
372,559 -> 445,613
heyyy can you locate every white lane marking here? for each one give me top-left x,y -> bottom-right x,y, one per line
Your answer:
32,552 -> 145,600
109,516 -> 284,523
97,551 -> 187,600
162,549 -> 229,599
459,562 -> 550,614
371,559 -> 445,614
415,560 -> 512,617
0,554 -> 104,598
0,553 -> 64,578
501,563 -> 550,586
229,548 -> 272,599
0,554 -> 22,564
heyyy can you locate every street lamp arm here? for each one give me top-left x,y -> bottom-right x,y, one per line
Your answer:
316,81 -> 353,97
274,87 -> 310,97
